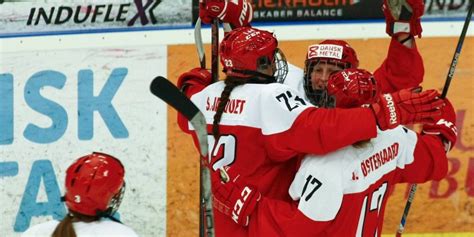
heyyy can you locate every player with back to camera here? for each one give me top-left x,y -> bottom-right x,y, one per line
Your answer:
22,152 -> 138,237
176,25 -> 444,237
211,68 -> 457,237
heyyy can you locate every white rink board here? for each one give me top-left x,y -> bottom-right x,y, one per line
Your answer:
0,45 -> 168,236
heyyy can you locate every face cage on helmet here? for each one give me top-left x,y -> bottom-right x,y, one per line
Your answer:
307,87 -> 335,108
100,181 -> 126,218
274,48 -> 289,84
234,48 -> 288,84
303,59 -> 347,108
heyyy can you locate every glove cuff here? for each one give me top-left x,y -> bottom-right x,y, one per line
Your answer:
213,194 -> 232,216
423,130 -> 452,152
369,103 -> 383,129
371,93 -> 401,130
177,68 -> 212,90
392,21 -> 411,35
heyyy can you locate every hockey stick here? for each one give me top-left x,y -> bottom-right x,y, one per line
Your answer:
211,18 -> 219,82
195,20 -> 231,68
194,17 -> 216,237
396,2 -> 473,236
223,22 -> 232,33
149,76 -> 215,237
194,17 -> 206,69
193,17 -> 232,236
441,0 -> 473,98
396,184 -> 417,236
150,76 -> 208,157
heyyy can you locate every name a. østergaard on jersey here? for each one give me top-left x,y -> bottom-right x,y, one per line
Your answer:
361,142 -> 399,177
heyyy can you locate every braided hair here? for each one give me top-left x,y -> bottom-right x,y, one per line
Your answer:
212,77 -> 246,139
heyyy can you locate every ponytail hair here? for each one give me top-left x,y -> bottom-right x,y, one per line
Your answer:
52,214 -> 76,237
212,77 -> 246,138
52,211 -> 99,237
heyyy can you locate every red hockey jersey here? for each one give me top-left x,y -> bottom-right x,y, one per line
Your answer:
249,127 -> 447,237
177,38 -> 425,237
178,82 -> 378,237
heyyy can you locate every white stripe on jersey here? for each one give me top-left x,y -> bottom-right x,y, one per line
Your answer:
189,80 -> 313,135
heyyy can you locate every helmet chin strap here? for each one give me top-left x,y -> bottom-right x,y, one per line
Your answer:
61,196 -> 123,223
231,69 -> 276,84
96,208 -> 123,223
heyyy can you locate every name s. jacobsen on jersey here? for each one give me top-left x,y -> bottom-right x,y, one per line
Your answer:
361,142 -> 399,177
206,97 -> 247,114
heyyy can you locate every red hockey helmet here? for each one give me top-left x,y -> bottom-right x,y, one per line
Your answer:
220,27 -> 288,82
327,68 -> 380,108
64,152 -> 125,217
305,40 -> 359,69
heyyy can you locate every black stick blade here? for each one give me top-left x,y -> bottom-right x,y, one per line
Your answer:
150,76 -> 199,120
150,76 -> 208,156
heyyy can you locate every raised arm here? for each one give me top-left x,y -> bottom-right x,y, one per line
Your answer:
375,0 -> 425,93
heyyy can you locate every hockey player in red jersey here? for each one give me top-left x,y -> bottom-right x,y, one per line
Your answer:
177,26 -> 444,237
287,0 -> 426,107
211,69 -> 457,237
232,0 -> 424,106
198,0 -> 426,102
287,34 -> 425,108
